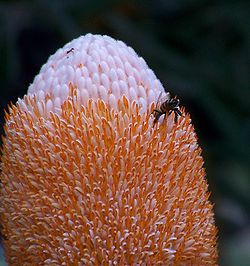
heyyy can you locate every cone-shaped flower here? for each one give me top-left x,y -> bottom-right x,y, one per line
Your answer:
0,34 -> 217,265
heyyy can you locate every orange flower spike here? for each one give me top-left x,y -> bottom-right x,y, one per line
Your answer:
1,34 -> 217,265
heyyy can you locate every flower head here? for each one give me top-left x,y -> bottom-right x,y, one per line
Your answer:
0,34 -> 217,265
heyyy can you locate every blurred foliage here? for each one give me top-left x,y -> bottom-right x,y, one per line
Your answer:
0,0 -> 249,265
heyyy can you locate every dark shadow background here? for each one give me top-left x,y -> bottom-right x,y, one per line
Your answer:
0,1 -> 249,265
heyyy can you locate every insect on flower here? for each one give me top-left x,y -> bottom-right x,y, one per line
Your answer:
66,48 -> 75,54
151,91 -> 182,126
66,48 -> 75,58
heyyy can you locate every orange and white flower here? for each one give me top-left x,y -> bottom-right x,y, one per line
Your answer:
0,34 -> 217,265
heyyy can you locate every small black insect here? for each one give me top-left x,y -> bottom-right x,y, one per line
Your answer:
151,92 -> 182,126
66,48 -> 75,54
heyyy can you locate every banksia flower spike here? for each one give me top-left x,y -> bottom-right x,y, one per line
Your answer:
0,34 -> 217,265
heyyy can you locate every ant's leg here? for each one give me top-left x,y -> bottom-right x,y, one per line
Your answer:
174,113 -> 178,123
168,109 -> 178,123
175,109 -> 182,116
174,109 -> 181,123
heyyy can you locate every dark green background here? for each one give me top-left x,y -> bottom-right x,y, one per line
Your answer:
0,1 -> 250,265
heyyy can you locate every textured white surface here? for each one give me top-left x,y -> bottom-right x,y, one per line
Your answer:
27,34 -> 165,113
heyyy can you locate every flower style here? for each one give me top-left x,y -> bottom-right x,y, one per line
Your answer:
0,34 -> 217,265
